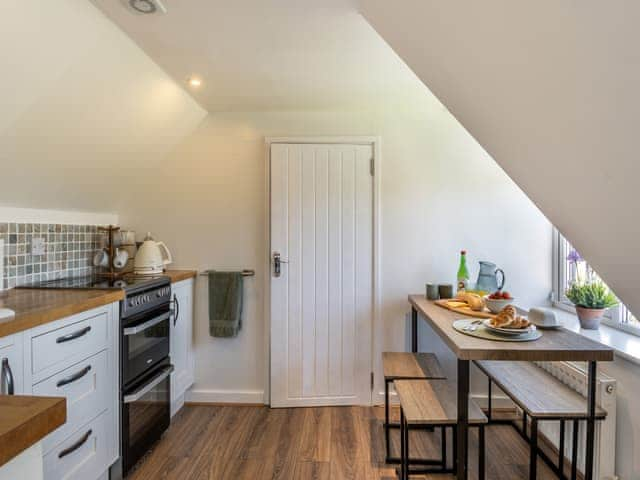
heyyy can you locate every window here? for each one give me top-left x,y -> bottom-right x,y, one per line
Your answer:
553,229 -> 639,335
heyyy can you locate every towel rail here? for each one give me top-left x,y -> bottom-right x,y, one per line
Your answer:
200,269 -> 255,277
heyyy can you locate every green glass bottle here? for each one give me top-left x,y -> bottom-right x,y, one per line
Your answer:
457,250 -> 470,293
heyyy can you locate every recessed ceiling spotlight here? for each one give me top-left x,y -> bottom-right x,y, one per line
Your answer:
128,0 -> 167,15
188,77 -> 203,88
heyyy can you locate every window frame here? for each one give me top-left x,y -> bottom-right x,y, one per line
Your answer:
552,228 -> 640,337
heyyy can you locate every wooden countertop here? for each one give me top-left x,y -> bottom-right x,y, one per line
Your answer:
0,270 -> 195,339
164,270 -> 197,283
0,288 -> 124,338
0,395 -> 66,467
409,295 -> 614,362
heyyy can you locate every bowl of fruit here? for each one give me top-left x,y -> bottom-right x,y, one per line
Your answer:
485,290 -> 514,314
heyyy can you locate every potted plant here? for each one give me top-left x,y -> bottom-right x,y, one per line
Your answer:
565,281 -> 618,329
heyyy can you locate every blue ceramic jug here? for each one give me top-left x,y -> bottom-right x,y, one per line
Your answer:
475,261 -> 505,292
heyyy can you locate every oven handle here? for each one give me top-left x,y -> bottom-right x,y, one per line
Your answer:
123,311 -> 170,336
123,365 -> 174,404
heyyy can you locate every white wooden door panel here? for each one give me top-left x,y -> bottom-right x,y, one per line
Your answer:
270,143 -> 373,407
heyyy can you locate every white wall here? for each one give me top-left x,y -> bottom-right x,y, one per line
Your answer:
119,89 -> 552,403
359,0 -> 640,318
0,0 -> 206,213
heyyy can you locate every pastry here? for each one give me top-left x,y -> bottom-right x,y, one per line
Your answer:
491,305 -> 517,328
491,305 -> 530,329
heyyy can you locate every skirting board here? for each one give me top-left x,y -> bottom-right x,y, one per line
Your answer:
186,389 -> 265,405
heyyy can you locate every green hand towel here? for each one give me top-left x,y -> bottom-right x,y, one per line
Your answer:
208,271 -> 244,338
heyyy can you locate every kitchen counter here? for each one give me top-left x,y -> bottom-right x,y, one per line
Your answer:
164,270 -> 197,283
0,395 -> 66,467
0,288 -> 124,338
0,271 -> 194,339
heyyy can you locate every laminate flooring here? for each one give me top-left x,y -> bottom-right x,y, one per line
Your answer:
127,405 -> 559,479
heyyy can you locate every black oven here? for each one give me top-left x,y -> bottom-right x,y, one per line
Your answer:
121,358 -> 173,474
121,305 -> 170,386
117,279 -> 173,478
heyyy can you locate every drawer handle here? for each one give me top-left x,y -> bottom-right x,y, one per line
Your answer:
56,326 -> 92,344
56,365 -> 92,388
58,429 -> 92,459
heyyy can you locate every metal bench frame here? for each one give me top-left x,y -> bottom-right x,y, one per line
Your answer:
398,406 -> 486,480
482,370 -> 603,480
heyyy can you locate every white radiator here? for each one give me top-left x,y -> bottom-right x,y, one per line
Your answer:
533,361 -> 617,480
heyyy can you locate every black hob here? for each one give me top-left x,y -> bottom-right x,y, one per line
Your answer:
20,274 -> 169,293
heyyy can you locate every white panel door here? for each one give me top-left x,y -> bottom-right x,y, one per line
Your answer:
270,143 -> 373,407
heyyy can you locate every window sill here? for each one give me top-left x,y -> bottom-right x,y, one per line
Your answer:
547,306 -> 640,366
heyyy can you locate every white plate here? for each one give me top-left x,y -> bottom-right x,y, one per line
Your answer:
482,319 -> 536,336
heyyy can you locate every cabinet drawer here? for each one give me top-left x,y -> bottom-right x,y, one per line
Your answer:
31,311 -> 108,377
43,411 -> 109,480
34,350 -> 109,454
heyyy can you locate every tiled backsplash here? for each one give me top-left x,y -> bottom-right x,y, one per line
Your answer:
0,223 -> 104,289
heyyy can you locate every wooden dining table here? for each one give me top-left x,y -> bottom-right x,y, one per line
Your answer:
408,295 -> 614,480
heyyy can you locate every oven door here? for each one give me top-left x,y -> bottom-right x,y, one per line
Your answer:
122,361 -> 173,475
122,306 -> 170,385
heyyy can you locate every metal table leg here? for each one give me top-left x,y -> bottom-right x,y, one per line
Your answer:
385,379 -> 391,462
457,359 -> 470,480
411,306 -> 418,353
559,420 -> 565,474
400,408 -> 406,480
529,419 -> 538,479
571,420 -> 579,480
479,425 -> 486,480
585,361 -> 597,480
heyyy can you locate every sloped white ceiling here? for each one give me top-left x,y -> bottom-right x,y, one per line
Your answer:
89,0 -> 425,112
0,0 -> 206,213
359,0 -> 640,313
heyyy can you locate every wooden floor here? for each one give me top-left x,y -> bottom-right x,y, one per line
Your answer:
127,405 -> 559,480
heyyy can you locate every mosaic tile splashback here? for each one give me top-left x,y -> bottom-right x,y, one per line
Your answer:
0,223 -> 105,289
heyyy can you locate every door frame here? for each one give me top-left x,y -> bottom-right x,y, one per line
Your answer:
263,136 -> 382,406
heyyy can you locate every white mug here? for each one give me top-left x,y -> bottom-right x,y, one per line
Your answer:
113,248 -> 129,269
93,249 -> 109,267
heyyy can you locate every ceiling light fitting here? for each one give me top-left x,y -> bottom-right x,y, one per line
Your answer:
129,0 -> 167,15
188,77 -> 202,88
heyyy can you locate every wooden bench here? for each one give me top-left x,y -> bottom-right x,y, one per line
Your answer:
382,352 -> 445,463
474,360 -> 607,480
395,379 -> 487,480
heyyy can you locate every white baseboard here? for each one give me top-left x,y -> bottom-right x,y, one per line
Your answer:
186,388 -> 265,404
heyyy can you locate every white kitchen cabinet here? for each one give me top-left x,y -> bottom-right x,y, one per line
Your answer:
170,278 -> 195,416
0,332 -> 23,395
22,302 -> 120,480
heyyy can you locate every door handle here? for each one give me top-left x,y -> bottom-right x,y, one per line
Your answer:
273,252 -> 288,278
123,365 -> 174,404
1,358 -> 14,395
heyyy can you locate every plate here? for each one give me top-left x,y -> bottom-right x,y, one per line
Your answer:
482,319 -> 536,336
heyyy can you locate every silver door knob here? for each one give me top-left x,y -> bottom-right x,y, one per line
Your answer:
273,252 -> 288,277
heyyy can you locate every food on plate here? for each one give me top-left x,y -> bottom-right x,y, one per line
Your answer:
490,305 -> 530,329
455,292 -> 486,311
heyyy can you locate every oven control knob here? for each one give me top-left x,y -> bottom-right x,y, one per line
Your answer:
129,299 -> 135,307
145,294 -> 150,303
